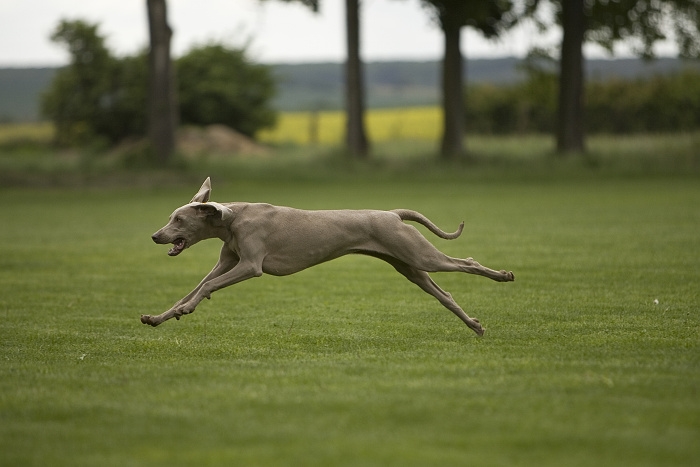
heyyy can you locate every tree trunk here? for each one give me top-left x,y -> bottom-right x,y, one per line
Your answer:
345,0 -> 369,159
440,16 -> 465,160
556,0 -> 586,155
147,0 -> 177,165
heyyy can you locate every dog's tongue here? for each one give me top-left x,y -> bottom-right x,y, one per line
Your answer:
168,239 -> 186,256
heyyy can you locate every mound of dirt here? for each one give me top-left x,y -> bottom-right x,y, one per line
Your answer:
177,124 -> 268,158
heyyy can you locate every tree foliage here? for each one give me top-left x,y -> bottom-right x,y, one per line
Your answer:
523,0 -> 700,58
584,0 -> 700,58
274,0 -> 319,12
464,68 -> 700,134
521,0 -> 700,153
41,20 -> 136,145
41,20 -> 277,146
177,44 -> 276,138
419,0 -> 516,36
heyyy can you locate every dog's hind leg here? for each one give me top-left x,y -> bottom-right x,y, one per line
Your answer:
402,251 -> 514,282
374,224 -> 513,282
450,257 -> 514,282
379,255 -> 485,336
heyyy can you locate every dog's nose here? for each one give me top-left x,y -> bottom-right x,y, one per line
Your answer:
151,233 -> 159,243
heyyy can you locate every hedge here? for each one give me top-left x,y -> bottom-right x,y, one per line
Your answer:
465,69 -> 700,134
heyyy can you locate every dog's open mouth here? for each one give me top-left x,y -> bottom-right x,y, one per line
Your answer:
168,238 -> 186,256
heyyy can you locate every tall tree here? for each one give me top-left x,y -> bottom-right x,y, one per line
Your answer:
556,0 -> 585,153
146,0 -> 177,165
277,0 -> 367,158
419,0 -> 515,160
526,0 -> 700,154
345,0 -> 369,158
145,0 -> 320,165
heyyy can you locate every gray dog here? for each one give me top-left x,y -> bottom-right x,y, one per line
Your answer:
141,177 -> 514,335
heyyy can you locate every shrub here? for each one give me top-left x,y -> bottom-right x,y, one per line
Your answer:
586,70 -> 700,133
41,20 -> 131,146
177,44 -> 277,138
41,20 -> 277,147
464,68 -> 700,134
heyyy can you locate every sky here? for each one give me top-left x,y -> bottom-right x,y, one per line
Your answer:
0,0 -> 679,67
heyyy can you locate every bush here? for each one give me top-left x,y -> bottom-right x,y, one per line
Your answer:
464,67 -> 700,135
41,20 -> 135,146
586,70 -> 700,133
177,44 -> 277,138
41,20 -> 277,147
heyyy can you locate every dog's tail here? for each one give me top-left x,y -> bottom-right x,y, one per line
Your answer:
391,209 -> 464,240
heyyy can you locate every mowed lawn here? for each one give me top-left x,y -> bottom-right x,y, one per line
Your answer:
1,174 -> 698,466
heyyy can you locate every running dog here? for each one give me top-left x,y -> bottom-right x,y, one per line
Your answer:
141,178 -> 514,335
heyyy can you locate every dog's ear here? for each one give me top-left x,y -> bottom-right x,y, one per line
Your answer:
190,177 -> 211,203
194,202 -> 232,224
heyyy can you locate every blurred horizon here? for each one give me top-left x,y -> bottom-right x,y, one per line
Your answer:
3,56 -> 697,122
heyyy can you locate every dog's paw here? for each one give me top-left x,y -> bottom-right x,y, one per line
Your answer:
141,314 -> 157,326
467,318 -> 485,336
500,270 -> 515,281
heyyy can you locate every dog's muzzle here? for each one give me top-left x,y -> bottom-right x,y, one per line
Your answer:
152,232 -> 186,256
167,238 -> 187,256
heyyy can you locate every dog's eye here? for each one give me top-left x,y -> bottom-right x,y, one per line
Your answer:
174,216 -> 181,223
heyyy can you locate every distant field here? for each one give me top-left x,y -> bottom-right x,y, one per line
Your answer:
0,108 -> 442,148
1,173 -> 699,466
0,121 -> 53,145
258,107 -> 443,145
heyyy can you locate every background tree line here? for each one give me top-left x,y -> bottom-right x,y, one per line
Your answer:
339,0 -> 699,158
466,59 -> 700,134
41,0 -> 700,164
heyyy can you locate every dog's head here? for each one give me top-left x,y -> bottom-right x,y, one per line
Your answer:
151,177 -> 233,256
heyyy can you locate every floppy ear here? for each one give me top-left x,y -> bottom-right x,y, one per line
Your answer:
194,202 -> 232,224
190,177 -> 211,203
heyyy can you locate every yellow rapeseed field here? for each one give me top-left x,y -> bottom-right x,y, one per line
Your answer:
258,106 -> 442,145
0,107 -> 441,148
0,122 -> 54,144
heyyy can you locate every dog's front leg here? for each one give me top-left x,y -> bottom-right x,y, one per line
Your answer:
172,246 -> 239,308
141,260 -> 262,327
141,246 -> 238,327
170,260 -> 263,318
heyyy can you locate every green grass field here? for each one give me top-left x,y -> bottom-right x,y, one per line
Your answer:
1,165 -> 699,466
